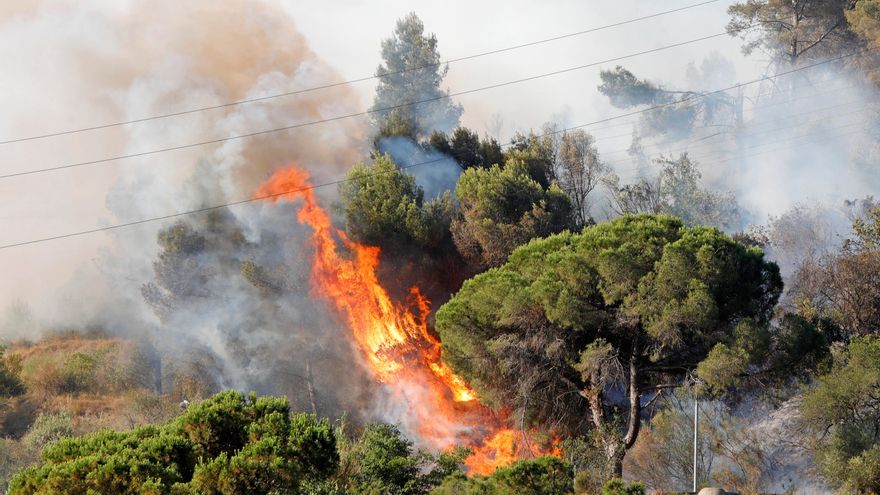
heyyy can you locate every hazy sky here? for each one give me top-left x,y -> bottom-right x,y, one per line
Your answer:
281,0 -> 757,134
0,0 -> 829,325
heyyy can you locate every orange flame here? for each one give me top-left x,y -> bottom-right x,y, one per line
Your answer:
254,165 -> 559,474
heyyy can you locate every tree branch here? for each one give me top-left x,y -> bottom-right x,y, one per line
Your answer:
797,21 -> 841,58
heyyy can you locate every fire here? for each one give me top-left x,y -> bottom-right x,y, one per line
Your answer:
254,165 -> 558,475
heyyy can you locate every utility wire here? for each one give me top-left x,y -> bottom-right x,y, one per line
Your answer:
0,51 -> 864,251
0,157 -> 448,250
0,30 -> 733,180
599,96 -> 875,161
584,85 -> 876,150
0,0 -> 722,145
540,65 -> 880,143
527,51 -> 860,145
556,121 -> 871,189
5,117 -> 867,252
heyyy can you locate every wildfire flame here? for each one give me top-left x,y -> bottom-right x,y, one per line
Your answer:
254,165 -> 559,474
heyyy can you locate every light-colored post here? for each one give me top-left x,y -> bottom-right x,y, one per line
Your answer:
693,399 -> 698,493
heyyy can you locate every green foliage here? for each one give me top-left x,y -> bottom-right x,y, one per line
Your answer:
8,391 -> 338,494
695,314 -> 830,397
22,412 -> 73,451
696,344 -> 749,395
141,221 -> 209,320
436,214 -> 782,474
849,0 -> 880,80
600,478 -> 645,495
427,127 -> 503,169
505,128 -> 558,188
339,154 -> 454,253
431,457 -> 573,495
598,66 -> 667,108
449,127 -> 481,168
801,336 -> 880,493
8,390 -> 476,494
372,13 -> 462,141
348,424 -> 429,495
656,154 -> 741,230
597,68 -> 730,139
606,155 -> 741,230
728,0 -> 853,65
452,160 -> 573,268
0,346 -> 25,398
324,422 -> 465,495
60,352 -> 97,393
851,205 -> 880,251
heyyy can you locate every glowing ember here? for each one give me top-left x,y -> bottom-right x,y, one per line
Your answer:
254,164 -> 558,474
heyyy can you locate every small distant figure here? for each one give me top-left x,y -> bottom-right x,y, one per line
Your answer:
179,399 -> 190,410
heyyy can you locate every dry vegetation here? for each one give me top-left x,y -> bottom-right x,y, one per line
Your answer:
0,333 -> 219,489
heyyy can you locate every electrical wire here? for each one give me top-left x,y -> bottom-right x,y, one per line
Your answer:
0,0 -> 723,145
0,52 -> 867,251
0,31 -> 735,180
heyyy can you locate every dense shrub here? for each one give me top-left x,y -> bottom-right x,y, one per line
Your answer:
7,391 -> 337,494
431,456 -> 574,495
600,478 -> 645,495
21,412 -> 73,451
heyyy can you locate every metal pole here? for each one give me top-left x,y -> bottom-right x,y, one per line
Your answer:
693,399 -> 698,493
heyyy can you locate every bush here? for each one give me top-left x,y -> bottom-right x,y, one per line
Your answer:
22,412 -> 73,451
431,457 -> 573,495
15,339 -> 152,397
59,352 -> 96,393
0,347 -> 25,398
8,391 -> 338,495
600,478 -> 645,495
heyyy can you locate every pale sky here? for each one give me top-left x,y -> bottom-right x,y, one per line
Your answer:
0,0 -> 798,328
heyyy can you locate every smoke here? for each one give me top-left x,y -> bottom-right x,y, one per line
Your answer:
0,0 -> 381,418
1,2 -> 877,477
376,135 -> 462,199
590,51 -> 880,266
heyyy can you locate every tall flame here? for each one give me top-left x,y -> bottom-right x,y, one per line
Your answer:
254,165 -> 558,474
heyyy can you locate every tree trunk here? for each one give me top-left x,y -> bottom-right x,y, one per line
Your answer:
609,445 -> 625,478
587,337 -> 642,480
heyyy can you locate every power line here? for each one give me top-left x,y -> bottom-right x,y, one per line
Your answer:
709,125 -> 870,166
0,157 -> 447,250
599,95 -> 875,161
6,117 -> 867,252
547,65 -> 880,143
0,30 -> 734,180
591,88 -> 874,150
507,51 -> 859,146
595,109 -> 872,178
512,74 -> 876,150
0,0 -> 722,146
0,52 -> 865,251
556,120 -> 871,190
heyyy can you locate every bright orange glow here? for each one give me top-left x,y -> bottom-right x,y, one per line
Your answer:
254,164 -> 559,475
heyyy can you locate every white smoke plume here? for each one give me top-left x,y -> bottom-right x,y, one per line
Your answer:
0,0 -> 378,417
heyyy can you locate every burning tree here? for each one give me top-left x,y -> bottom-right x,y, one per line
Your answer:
435,214 -> 789,477
254,165 -> 561,475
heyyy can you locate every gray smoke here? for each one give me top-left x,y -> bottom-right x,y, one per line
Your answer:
0,0 -> 378,419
